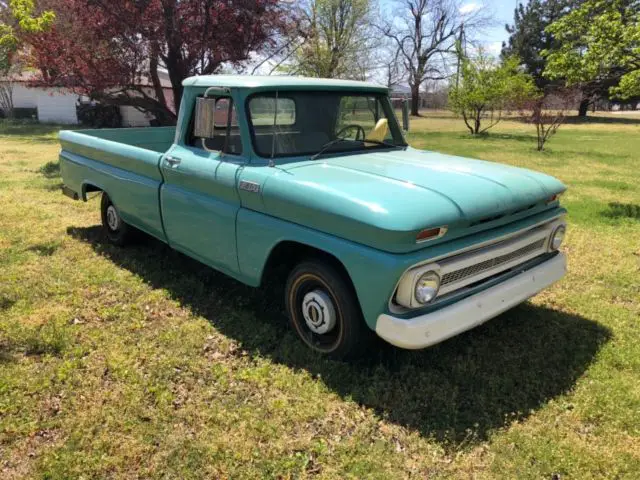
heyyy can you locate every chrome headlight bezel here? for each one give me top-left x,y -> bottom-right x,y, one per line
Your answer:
395,263 -> 441,308
549,224 -> 566,251
414,271 -> 441,304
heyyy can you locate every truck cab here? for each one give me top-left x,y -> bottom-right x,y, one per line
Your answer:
60,75 -> 567,358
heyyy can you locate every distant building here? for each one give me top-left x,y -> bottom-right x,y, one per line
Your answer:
390,85 -> 448,110
0,70 -> 174,126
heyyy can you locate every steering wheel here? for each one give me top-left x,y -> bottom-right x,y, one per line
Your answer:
336,124 -> 366,142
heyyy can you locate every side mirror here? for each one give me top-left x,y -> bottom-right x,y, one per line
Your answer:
401,99 -> 410,132
194,97 -> 218,138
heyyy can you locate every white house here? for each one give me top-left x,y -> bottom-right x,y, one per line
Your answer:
0,70 -> 174,126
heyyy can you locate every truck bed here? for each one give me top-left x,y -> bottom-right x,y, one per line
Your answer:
72,126 -> 176,153
59,126 -> 176,240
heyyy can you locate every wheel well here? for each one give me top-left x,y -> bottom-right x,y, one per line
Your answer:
82,183 -> 102,201
261,241 -> 354,291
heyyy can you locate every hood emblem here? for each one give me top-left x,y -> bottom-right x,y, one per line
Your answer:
239,180 -> 260,193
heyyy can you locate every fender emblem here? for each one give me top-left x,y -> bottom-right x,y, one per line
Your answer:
239,180 -> 260,193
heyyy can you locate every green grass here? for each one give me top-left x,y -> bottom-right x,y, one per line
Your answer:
1,114 -> 639,478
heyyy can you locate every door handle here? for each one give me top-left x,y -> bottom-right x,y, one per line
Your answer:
165,156 -> 181,167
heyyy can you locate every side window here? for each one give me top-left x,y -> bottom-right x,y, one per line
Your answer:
189,96 -> 242,155
248,97 -> 296,126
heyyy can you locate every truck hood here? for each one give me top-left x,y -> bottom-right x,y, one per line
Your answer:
259,148 -> 566,252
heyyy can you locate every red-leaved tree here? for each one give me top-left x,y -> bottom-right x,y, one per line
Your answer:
21,0 -> 291,124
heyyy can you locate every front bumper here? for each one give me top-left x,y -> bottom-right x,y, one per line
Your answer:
375,253 -> 567,349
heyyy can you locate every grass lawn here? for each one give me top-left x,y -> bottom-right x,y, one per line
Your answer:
0,114 -> 639,479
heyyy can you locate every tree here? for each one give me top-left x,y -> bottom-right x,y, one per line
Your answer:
502,0 -> 580,90
501,0 -> 602,117
448,52 -> 536,134
0,0 -> 54,117
19,0 -> 290,124
285,0 -> 375,79
380,0 -> 490,116
502,0 -> 629,117
0,58 -> 22,118
377,40 -> 406,88
522,88 -> 578,150
544,0 -> 640,101
1,0 -> 54,58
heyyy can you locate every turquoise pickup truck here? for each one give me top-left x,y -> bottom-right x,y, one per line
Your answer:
60,75 -> 567,358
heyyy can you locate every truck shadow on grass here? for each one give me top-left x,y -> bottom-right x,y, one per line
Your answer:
68,226 -> 611,448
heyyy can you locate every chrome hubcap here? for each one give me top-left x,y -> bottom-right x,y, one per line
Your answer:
302,289 -> 336,334
106,205 -> 120,231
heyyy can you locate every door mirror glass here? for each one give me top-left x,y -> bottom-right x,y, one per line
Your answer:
195,97 -> 238,139
194,97 -> 217,138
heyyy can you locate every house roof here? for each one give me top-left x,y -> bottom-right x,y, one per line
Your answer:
1,70 -> 173,89
182,74 -> 388,92
390,85 -> 411,95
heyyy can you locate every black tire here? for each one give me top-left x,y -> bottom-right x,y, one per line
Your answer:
100,193 -> 131,246
285,259 -> 372,359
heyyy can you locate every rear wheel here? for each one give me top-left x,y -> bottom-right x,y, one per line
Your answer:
285,260 -> 372,359
100,193 -> 132,246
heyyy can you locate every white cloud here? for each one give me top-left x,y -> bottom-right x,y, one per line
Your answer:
485,41 -> 503,57
459,2 -> 481,15
465,41 -> 503,59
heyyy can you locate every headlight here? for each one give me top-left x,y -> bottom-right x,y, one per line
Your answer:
550,225 -> 566,251
414,271 -> 440,304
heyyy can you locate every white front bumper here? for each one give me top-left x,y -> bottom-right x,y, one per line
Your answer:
375,253 -> 567,350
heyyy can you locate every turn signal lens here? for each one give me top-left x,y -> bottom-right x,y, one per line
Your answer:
547,193 -> 563,204
416,226 -> 447,243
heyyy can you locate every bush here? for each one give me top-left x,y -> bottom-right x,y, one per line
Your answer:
449,53 -> 536,134
77,103 -> 122,128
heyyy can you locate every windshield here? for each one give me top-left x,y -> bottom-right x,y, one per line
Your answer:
247,91 -> 406,158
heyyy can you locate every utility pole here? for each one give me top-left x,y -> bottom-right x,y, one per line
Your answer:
455,22 -> 465,89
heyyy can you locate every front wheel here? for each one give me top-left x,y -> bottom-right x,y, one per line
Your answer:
100,193 -> 132,246
285,260 -> 372,359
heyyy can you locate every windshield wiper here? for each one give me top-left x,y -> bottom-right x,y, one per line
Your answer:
310,138 -> 349,161
310,138 -> 401,161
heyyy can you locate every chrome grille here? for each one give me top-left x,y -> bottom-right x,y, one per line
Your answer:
441,238 -> 546,286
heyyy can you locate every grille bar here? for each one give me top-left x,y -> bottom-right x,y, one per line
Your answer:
441,238 -> 546,286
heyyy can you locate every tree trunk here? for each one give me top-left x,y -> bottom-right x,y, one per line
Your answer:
164,51 -> 185,117
473,110 -> 481,134
410,84 -> 420,116
578,98 -> 590,117
149,43 -> 169,115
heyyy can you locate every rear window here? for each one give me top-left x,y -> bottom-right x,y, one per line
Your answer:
248,97 -> 296,126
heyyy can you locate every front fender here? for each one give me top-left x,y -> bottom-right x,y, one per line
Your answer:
236,208 -> 409,329
235,207 -> 568,329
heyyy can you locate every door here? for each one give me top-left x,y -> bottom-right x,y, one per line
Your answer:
160,95 -> 243,275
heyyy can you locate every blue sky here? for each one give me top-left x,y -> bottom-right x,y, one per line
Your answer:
470,0 -> 519,54
379,0 -> 519,56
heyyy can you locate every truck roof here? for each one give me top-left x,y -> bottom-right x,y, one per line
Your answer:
182,74 -> 388,92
